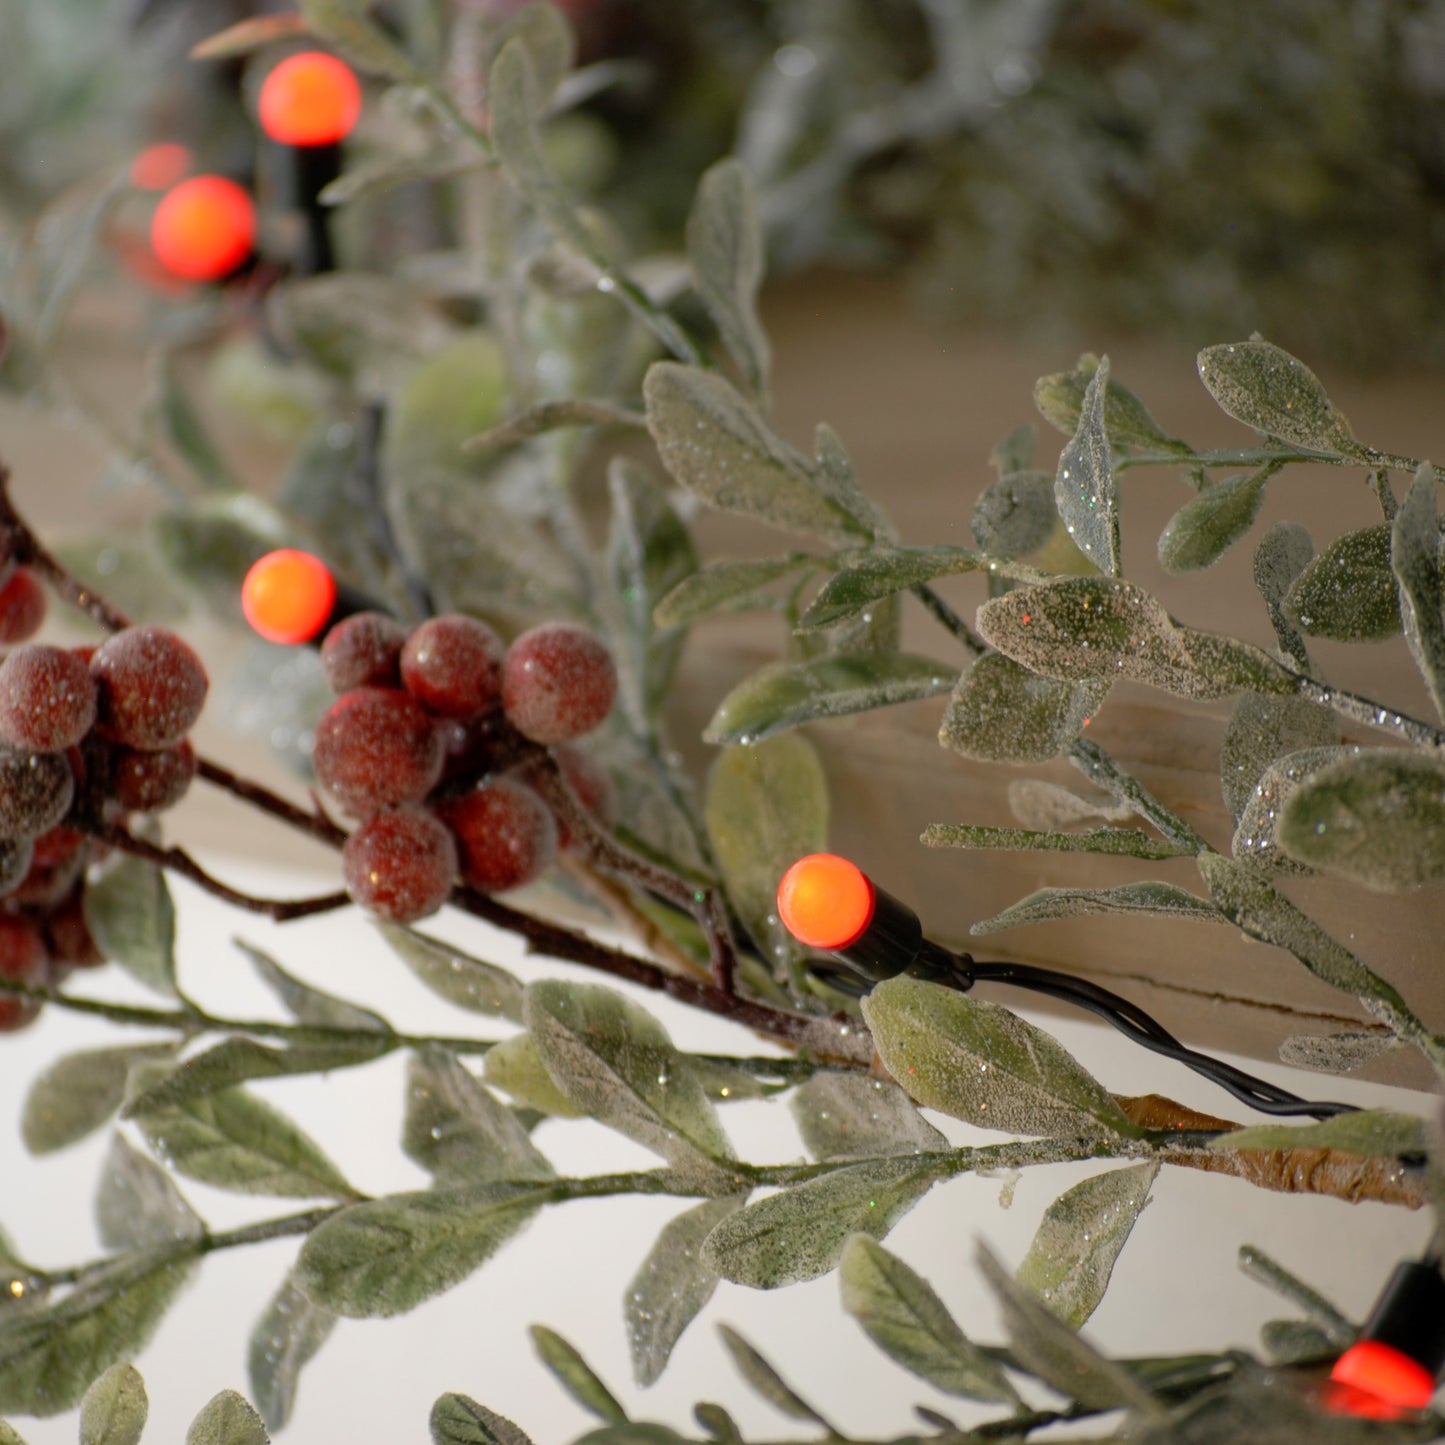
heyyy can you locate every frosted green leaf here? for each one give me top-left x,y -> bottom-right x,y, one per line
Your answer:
151,494 -> 294,625
83,856 -> 176,997
1253,521 -> 1314,669
686,1057 -> 775,1103
22,1042 -> 177,1155
1007,779 -> 1133,829
1053,355 -> 1121,576
1284,525 -> 1400,641
971,471 -> 1057,559
704,653 -> 956,746
653,554 -> 818,628
692,1402 -> 741,1442
990,424 -> 1036,478
1220,693 -> 1340,824
1231,745 -> 1354,875
1237,1245 -> 1354,1345
185,1390 -> 269,1445
704,734 -> 827,971
940,652 -> 1109,764
380,924 -> 525,1023
464,399 -> 644,454
153,352 -> 238,493
975,1244 -> 1158,1414
383,333 -> 509,475
687,159 -> 770,400
524,981 -> 736,1183
297,0 -> 421,80
1392,463 -> 1445,719
626,1195 -> 747,1387
0,1422 -> 26,1445
1171,629 -> 1295,698
403,1048 -> 555,1185
79,1362 -> 148,1445
1276,748 -> 1445,891
189,13 -> 309,60
52,537 -> 186,626
1277,1030 -> 1399,1074
969,882 -> 1221,936
488,0 -> 576,103
813,424 -> 894,542
790,1073 -> 947,1160
923,824 -> 1190,861
247,1272 -> 336,1432
1211,1109 -> 1426,1158
645,363 -> 868,542
1017,1163 -> 1159,1328
483,1033 -> 585,1118
1260,1319 -> 1335,1366
1033,355 -> 1186,454
430,1394 -> 536,1445
716,1326 -> 835,1428
699,1157 -> 945,1288
1157,464 -> 1279,574
1197,340 -> 1366,458
861,976 -> 1137,1137
797,546 -> 987,632
95,1135 -> 204,1253
236,940 -> 389,1034
839,1234 -> 1019,1403
296,1182 -> 543,1318
531,1326 -> 626,1423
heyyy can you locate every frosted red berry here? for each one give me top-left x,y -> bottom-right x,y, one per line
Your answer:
45,888 -> 105,970
342,807 -> 457,922
30,825 -> 83,868
0,915 -> 46,1032
312,686 -> 444,817
501,623 -> 617,745
0,644 -> 98,752
400,614 -> 505,718
437,776 -> 557,893
552,744 -> 617,853
90,627 -> 208,751
0,567 -> 47,645
0,745 -> 73,838
320,611 -> 408,692
111,739 -> 196,813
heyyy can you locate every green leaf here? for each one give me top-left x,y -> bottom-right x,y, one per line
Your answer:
812,424 -> 894,542
1231,745 -> 1354,875
644,362 -> 868,543
430,1394 -> 536,1445
1196,340 -> 1365,458
83,856 -> 177,996
692,1402 -> 741,1443
403,1048 -> 555,1185
30,172 -> 127,347
652,555 -> 818,628
1392,463 -> 1445,719
923,824 -> 1190,861
383,332 -> 509,476
52,537 -> 186,625
1158,464 -> 1279,574
185,1390 -> 269,1445
22,1042 -> 178,1155
797,546 -> 989,632
687,159 -> 770,400
1275,748 -> 1445,890
704,733 -> 827,972
699,1157 -> 944,1289
236,940 -> 390,1034
840,1235 -> 1018,1403
0,1422 -> 27,1445
1236,1245 -> 1355,1345
861,976 -> 1137,1137
79,1362 -> 149,1445
295,1182 -> 542,1318
487,2 -> 576,106
190,13 -> 310,60
1260,1319 -> 1336,1366
970,882 -> 1221,936
989,424 -> 1036,478
151,494 -> 295,626
1277,1030 -> 1399,1075
1211,1109 -> 1426,1158
1220,693 -> 1340,824
1053,355 -> 1120,576
296,0 -> 422,80
530,1326 -> 626,1423
790,1073 -> 947,1161
704,652 -> 956,746
465,399 -> 644,455
1033,356 -> 1184,454
152,351 -> 238,493
940,652 -> 1109,764
1017,1163 -> 1159,1328
971,471 -> 1057,559
716,1325 -> 836,1428
1253,521 -> 1315,670
1283,525 -> 1400,641
626,1195 -> 747,1387
247,1272 -> 337,1433
95,1135 -> 204,1253
379,923 -> 525,1023
482,1034 -> 586,1118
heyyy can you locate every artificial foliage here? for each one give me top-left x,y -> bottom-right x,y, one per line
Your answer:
0,3 -> 1443,1442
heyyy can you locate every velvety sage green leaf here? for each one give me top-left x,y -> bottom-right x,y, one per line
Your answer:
1261,1319 -> 1335,1366
685,1058 -> 776,1104
704,733 -> 827,971
79,1362 -> 148,1445
1197,340 -> 1365,457
692,1402 -> 741,1443
704,652 -> 955,746
1392,463 -> 1445,719
1277,1030 -> 1399,1074
382,333 -> 509,476
1231,745 -> 1354,875
1220,693 -> 1341,824
1212,1109 -> 1425,1158
430,1393 -> 536,1445
133,1086 -> 363,1201
296,0 -> 422,79
975,1244 -> 1158,1414
186,1390 -> 269,1445
465,399 -> 643,454
1237,1244 -> 1355,1345
0,1246 -> 199,1417
488,0 -> 576,103
700,1157 -> 943,1289
1253,521 -> 1315,670
790,1073 -> 947,1161
83,856 -> 176,997
151,494 -> 294,625
687,159 -> 770,400
236,940 -> 389,1034
482,1033 -> 586,1118
0,1227 -> 44,1315
95,1135 -> 204,1253
1054,356 -> 1120,576
652,555 -> 818,628
0,1421 -> 25,1445
862,976 -> 1137,1137
1172,628 -> 1295,698
797,546 -> 987,632
1158,464 -> 1279,574
813,423 -> 894,543
940,652 -> 1109,764
22,1042 -> 178,1155
716,1325 -> 834,1427
1276,747 -> 1445,891
29,172 -> 126,346
247,1272 -> 337,1432
295,1182 -> 542,1318
923,824 -> 1190,861
644,363 -> 867,542
839,1234 -> 1019,1403
626,1195 -> 747,1387
1283,525 -> 1399,641
1017,1163 -> 1159,1328
971,471 -> 1056,559
970,882 -> 1221,936
530,1326 -> 627,1423
380,924 -> 525,1023
403,1048 -> 555,1185
1034,355 -> 1185,453
152,352 -> 238,493
52,537 -> 186,625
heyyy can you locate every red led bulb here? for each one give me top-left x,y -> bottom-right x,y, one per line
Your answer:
242,550 -> 337,645
150,175 -> 255,282
777,853 -> 875,951
1331,1340 -> 1437,1412
258,52 -> 362,147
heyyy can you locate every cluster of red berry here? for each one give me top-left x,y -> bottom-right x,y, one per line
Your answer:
316,611 -> 619,925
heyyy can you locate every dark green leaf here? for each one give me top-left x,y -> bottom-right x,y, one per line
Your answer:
1392,463 -> 1445,719
530,1326 -> 626,1423
1231,745 -> 1353,875
923,824 -> 1190,861
1034,355 -> 1185,453
790,1073 -> 947,1161
652,555 -> 818,628
247,1272 -> 337,1433
95,1135 -> 204,1253
1158,464 -> 1279,574
692,1402 -> 741,1443
969,882 -> 1221,936
296,0 -> 422,79
1261,1319 -> 1335,1366
151,494 -> 295,625
185,1390 -> 269,1445
79,1362 -> 148,1445
1212,1109 -> 1425,1158
83,857 -> 176,997
939,652 -> 1109,764
1053,356 -> 1121,576
51,537 -> 186,625
971,471 -> 1057,559
861,976 -> 1137,1137
379,923 -> 525,1022
1283,525 -> 1400,641
1277,1030 -> 1399,1075
1253,521 -> 1315,670
1220,693 -> 1340,824
22,1042 -> 178,1155
236,940 -> 390,1034
152,352 -> 238,493
430,1393 -> 536,1445
482,1034 -> 585,1118
716,1325 -> 836,1428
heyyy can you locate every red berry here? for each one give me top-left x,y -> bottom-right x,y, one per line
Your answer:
90,627 -> 208,750
30,825 -> 83,868
0,836 -> 32,897
111,739 -> 196,813
320,612 -> 408,692
501,623 -> 617,745
0,644 -> 98,752
552,744 -> 617,853
312,686 -> 444,817
400,614 -> 505,718
0,567 -> 47,645
438,713 -> 508,788
45,887 -> 105,969
0,745 -> 73,837
436,777 -> 557,893
342,807 -> 457,922
0,915 -> 46,1032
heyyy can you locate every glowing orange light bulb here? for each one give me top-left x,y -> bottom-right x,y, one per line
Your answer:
242,550 -> 337,645
130,142 -> 192,192
258,52 -> 362,147
1331,1340 -> 1437,1412
777,853 -> 875,951
150,176 -> 255,282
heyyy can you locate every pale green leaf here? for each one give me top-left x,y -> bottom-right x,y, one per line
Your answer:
247,1272 -> 336,1433
971,470 -> 1057,559
1391,463 -> 1445,719
1034,355 -> 1186,454
1283,525 -> 1400,641
1236,1245 -> 1355,1345
79,1362 -> 148,1445
989,424 -> 1036,478
189,14 -> 310,60
797,545 -> 987,633
813,424 -> 894,542
0,1416 -> 25,1444
1220,693 -> 1340,824
430,1393 -> 536,1445
530,1326 -> 626,1423
52,537 -> 186,625
1211,1109 -> 1425,1158
1158,464 -> 1278,574
297,0 -> 422,80
652,555 -> 819,628
790,1073 -> 947,1161
31,173 -> 126,347
1253,521 -> 1314,670
923,824 -> 1190,861
1053,355 -> 1120,576
488,1 -> 576,103
970,881 -> 1221,936
22,1042 -> 178,1155
466,399 -> 641,454
939,652 -> 1109,764
1231,745 -> 1354,875
716,1325 -> 835,1428
185,1390 -> 269,1445
383,332 -> 509,475
1277,1030 -> 1399,1075
152,351 -> 238,493
236,940 -> 389,1034
83,856 -> 176,997
151,494 -> 295,625
95,1135 -> 204,1253
380,924 -> 525,1023
482,1033 -> 585,1118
